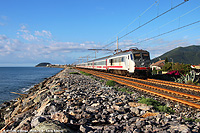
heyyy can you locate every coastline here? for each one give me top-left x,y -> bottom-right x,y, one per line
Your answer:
0,68 -> 200,132
0,67 -> 64,105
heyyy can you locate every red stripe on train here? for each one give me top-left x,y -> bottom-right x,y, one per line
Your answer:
135,67 -> 150,70
108,66 -> 123,68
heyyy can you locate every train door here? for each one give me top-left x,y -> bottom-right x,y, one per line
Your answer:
125,55 -> 130,70
129,54 -> 134,73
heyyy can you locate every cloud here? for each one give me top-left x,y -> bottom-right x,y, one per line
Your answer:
17,25 -> 53,41
146,39 -> 191,59
7,23 -> 200,65
0,35 -> 8,40
20,34 -> 38,41
35,30 -> 52,38
17,25 -> 39,41
195,39 -> 200,44
19,25 -> 30,33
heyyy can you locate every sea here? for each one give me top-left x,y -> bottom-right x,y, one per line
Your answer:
0,67 -> 63,104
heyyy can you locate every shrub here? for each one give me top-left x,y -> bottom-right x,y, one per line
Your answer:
138,97 -> 174,114
117,88 -> 134,94
195,119 -> 200,122
138,97 -> 160,106
69,72 -> 80,74
184,117 -> 195,122
118,88 -> 128,92
106,80 -> 116,87
80,71 -> 92,76
100,80 -> 104,83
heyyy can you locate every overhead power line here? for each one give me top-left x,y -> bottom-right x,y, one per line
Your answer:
129,20 -> 200,45
102,0 -> 160,45
136,4 -> 200,40
103,0 -> 188,48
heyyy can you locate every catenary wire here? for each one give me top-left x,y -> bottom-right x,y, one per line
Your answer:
102,0 -> 188,48
125,20 -> 200,46
134,5 -> 200,40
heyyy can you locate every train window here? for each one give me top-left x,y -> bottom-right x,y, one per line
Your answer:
134,53 -> 141,60
130,54 -> 133,60
110,59 -> 113,66
142,53 -> 150,60
121,57 -> 124,62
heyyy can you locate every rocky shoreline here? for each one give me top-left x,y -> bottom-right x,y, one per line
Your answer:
0,68 -> 200,132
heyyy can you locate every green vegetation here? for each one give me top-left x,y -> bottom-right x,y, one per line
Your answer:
90,76 -> 98,81
174,71 -> 199,85
69,72 -> 80,74
195,119 -> 200,122
161,62 -> 191,75
100,80 -> 104,83
80,71 -> 92,76
184,117 -> 195,122
183,117 -> 200,122
35,62 -> 51,67
138,97 -> 175,114
152,45 -> 200,65
106,80 -> 116,87
117,88 -> 134,94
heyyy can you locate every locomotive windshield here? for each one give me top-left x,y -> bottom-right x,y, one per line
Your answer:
142,53 -> 150,60
133,52 -> 150,60
134,53 -> 141,60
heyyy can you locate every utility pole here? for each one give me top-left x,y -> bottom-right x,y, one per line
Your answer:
170,58 -> 173,70
88,49 -> 112,59
117,36 -> 119,53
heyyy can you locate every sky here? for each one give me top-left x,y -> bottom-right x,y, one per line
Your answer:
0,0 -> 200,66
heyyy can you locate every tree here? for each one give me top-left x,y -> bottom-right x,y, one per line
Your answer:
162,62 -> 172,71
165,57 -> 169,63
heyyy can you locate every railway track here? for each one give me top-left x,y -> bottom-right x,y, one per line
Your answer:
75,68 -> 200,109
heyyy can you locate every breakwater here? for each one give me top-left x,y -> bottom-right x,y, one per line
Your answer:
0,68 -> 200,132
0,67 -> 64,104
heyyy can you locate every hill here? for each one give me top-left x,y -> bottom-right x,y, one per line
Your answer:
35,62 -> 51,67
151,45 -> 200,65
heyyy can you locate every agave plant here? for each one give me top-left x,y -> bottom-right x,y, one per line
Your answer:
174,70 -> 199,84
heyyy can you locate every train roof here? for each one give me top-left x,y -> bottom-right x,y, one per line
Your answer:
78,48 -> 149,64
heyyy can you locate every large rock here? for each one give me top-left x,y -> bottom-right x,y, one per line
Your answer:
29,120 -> 74,133
51,112 -> 68,123
169,124 -> 191,133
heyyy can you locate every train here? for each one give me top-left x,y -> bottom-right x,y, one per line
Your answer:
76,48 -> 151,78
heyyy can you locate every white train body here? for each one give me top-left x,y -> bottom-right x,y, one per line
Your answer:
76,48 -> 151,78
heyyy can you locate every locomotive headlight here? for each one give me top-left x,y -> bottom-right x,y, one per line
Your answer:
141,62 -> 144,66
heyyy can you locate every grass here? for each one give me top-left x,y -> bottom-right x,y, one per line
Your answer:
106,80 -> 116,87
90,76 -> 98,81
100,80 -> 104,83
69,72 -> 80,74
184,117 -> 200,122
80,71 -> 92,76
117,87 -> 134,94
184,117 -> 195,122
138,97 -> 175,114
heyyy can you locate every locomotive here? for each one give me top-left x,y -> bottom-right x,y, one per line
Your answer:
76,48 -> 151,78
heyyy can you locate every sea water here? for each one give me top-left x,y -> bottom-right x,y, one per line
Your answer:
0,67 -> 63,104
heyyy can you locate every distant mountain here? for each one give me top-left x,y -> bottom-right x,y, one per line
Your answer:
151,45 -> 200,65
35,62 -> 51,67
